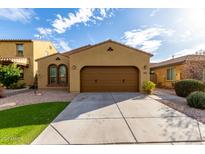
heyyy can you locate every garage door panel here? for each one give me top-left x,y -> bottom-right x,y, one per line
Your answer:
82,74 -> 138,80
82,67 -> 136,72
82,86 -> 138,92
81,77 -> 138,82
81,86 -> 138,92
81,66 -> 139,92
81,80 -> 138,85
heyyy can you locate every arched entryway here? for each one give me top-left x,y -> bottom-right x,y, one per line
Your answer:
80,66 -> 139,92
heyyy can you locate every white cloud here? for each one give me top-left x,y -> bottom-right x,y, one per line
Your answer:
52,8 -> 113,34
34,8 -> 114,52
141,40 -> 162,51
151,44 -> 205,63
34,34 -> 41,39
0,8 -> 35,23
150,9 -> 160,17
178,30 -> 193,42
173,44 -> 205,58
54,39 -> 72,52
99,8 -> 113,18
34,9 -> 114,40
35,27 -> 53,38
180,30 -> 192,38
99,9 -> 107,17
59,40 -> 71,51
121,27 -> 174,53
52,9 -> 93,33
179,29 -> 205,42
150,57 -> 169,63
35,16 -> 40,20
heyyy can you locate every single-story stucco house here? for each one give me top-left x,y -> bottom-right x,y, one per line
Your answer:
150,54 -> 205,88
36,40 -> 153,92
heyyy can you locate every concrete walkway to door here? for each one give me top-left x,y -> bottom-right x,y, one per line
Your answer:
32,93 -> 205,145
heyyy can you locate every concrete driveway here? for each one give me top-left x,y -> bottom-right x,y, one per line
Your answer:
32,93 -> 205,145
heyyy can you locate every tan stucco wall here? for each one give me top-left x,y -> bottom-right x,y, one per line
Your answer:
0,41 -> 34,85
0,41 -> 57,86
37,54 -> 69,89
152,64 -> 183,88
33,41 -> 57,81
69,42 -> 151,92
0,41 -> 32,57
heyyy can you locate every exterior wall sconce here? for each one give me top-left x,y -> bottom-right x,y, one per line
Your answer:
107,47 -> 114,52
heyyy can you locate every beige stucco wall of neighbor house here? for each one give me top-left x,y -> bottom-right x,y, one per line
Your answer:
0,41 -> 34,85
0,41 -> 32,57
37,54 -> 69,89
152,64 -> 183,88
69,41 -> 151,92
32,41 -> 57,81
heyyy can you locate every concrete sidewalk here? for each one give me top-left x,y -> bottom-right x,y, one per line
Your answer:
32,93 -> 205,145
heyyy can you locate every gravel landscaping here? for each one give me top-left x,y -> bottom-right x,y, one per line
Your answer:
152,88 -> 205,123
0,90 -> 78,110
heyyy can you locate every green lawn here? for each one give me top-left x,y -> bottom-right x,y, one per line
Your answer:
0,102 -> 69,145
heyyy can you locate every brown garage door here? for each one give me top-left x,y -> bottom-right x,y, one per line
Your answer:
80,66 -> 139,92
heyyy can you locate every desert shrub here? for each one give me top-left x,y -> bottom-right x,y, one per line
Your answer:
143,81 -> 156,94
187,91 -> 205,109
174,79 -> 205,97
0,64 -> 22,88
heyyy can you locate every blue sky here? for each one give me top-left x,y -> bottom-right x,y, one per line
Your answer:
0,8 -> 205,62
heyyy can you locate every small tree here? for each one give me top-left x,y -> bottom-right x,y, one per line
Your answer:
181,61 -> 205,80
0,64 -> 22,88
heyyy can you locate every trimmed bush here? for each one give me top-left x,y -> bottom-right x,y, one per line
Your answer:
187,91 -> 205,109
0,64 -> 22,88
143,81 -> 156,94
174,79 -> 205,97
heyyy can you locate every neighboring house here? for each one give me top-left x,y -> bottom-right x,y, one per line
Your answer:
0,40 -> 57,86
150,55 -> 205,88
36,40 -> 152,92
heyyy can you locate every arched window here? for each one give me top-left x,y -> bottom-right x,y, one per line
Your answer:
58,64 -> 67,85
48,64 -> 57,85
